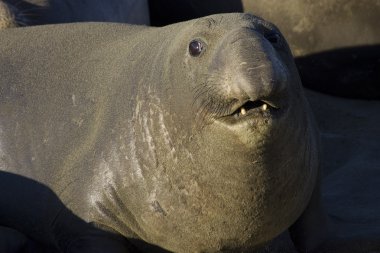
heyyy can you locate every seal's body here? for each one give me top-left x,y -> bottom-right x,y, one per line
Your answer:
0,14 -> 323,252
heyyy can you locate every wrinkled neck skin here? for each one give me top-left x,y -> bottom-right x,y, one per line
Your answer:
90,17 -> 320,253
84,24 -> 198,241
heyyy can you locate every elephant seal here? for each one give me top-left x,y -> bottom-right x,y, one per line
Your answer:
0,13 -> 325,252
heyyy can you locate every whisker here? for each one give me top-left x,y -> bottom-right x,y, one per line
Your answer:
17,12 -> 39,17
192,71 -> 239,127
15,21 -> 28,26
20,7 -> 43,12
247,65 -> 265,72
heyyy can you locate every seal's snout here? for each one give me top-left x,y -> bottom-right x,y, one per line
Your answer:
234,57 -> 288,120
190,20 -> 295,124
233,34 -> 289,106
213,28 -> 290,122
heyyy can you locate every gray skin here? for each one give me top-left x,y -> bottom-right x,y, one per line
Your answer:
0,13 -> 324,252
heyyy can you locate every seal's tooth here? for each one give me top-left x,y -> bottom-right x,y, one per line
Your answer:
262,104 -> 268,111
240,107 -> 247,115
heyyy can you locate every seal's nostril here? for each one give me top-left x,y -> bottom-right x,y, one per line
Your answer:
265,33 -> 281,44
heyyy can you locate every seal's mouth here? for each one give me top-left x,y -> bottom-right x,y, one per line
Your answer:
220,99 -> 282,123
232,100 -> 278,118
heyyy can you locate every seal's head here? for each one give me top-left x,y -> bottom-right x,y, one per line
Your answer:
109,13 -> 320,252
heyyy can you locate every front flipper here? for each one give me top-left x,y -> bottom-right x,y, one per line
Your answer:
66,232 -> 170,253
0,226 -> 53,253
66,232 -> 134,253
0,226 -> 28,253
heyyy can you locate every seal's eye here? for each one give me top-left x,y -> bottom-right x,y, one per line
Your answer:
189,40 -> 204,57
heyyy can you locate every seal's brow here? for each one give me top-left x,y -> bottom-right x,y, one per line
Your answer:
194,17 -> 218,29
241,13 -> 256,22
241,13 -> 277,31
241,13 -> 261,26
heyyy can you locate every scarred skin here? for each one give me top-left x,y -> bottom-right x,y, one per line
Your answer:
0,14 -> 324,252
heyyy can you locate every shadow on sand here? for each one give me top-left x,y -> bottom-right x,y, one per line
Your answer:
295,45 -> 380,100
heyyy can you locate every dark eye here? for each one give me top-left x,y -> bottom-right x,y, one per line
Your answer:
189,39 -> 204,57
265,32 -> 282,45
